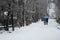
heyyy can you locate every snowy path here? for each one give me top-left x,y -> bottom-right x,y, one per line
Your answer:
0,19 -> 60,40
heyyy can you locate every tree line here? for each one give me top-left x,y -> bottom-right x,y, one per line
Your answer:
0,0 -> 48,31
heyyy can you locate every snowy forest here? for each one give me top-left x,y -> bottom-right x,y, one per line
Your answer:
0,0 -> 60,40
0,0 -> 60,31
0,0 -> 48,31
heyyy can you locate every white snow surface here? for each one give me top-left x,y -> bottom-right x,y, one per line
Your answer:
0,19 -> 60,40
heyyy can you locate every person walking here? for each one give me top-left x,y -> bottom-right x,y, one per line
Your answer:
43,15 -> 49,25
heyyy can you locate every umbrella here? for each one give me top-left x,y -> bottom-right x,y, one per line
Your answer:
43,16 -> 49,18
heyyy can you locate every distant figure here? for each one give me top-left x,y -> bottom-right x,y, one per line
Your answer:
43,16 -> 49,25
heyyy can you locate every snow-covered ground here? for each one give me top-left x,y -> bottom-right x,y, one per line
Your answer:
0,19 -> 60,40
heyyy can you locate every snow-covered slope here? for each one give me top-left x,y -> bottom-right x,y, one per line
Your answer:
0,19 -> 60,40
